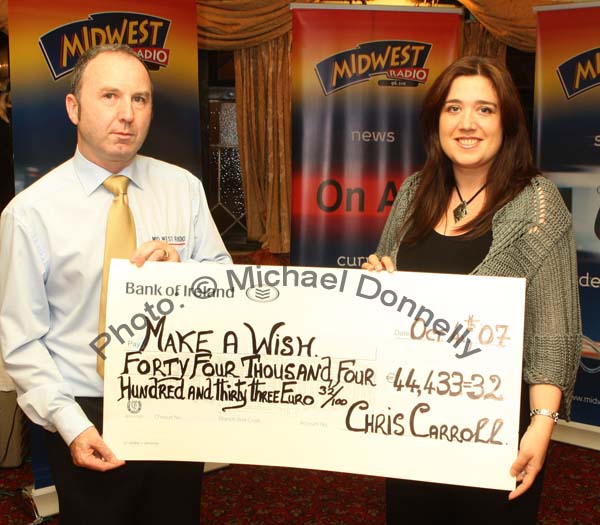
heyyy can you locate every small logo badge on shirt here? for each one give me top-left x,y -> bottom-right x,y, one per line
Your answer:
152,234 -> 186,246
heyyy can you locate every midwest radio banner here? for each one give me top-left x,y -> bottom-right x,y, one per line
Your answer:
8,0 -> 200,193
290,5 -> 462,268
535,2 -> 600,429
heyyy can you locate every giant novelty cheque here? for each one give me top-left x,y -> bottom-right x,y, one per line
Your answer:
102,261 -> 526,490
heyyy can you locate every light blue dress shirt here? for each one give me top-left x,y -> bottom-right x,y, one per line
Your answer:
0,150 -> 231,445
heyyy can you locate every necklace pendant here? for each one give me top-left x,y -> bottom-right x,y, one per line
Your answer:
453,201 -> 468,223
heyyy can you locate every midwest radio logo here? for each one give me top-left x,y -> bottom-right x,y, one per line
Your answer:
557,47 -> 600,99
315,40 -> 432,95
39,12 -> 172,80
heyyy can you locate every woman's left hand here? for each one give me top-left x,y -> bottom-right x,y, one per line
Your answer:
362,254 -> 395,272
508,416 -> 554,500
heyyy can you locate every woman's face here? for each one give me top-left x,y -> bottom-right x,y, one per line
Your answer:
438,75 -> 503,178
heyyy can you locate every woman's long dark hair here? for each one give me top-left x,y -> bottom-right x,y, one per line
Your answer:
401,55 -> 539,244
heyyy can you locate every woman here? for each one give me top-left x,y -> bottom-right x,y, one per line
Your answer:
363,56 -> 581,524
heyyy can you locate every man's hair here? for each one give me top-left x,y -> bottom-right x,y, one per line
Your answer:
69,44 -> 151,98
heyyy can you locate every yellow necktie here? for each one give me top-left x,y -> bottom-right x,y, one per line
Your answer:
97,175 -> 136,377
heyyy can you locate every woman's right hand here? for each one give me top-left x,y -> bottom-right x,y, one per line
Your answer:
362,254 -> 395,272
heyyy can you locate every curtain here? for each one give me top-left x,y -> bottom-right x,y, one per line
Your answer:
234,32 -> 291,253
197,0 -> 293,50
197,1 -> 312,253
461,19 -> 506,62
458,1 -> 579,53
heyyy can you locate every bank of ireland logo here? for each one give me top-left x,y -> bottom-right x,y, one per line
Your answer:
246,286 -> 280,303
127,399 -> 142,414
315,40 -> 432,95
39,11 -> 172,80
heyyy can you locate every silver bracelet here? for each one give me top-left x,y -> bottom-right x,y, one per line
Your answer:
529,408 -> 559,424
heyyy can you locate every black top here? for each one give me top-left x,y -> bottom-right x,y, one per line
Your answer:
396,229 -> 492,275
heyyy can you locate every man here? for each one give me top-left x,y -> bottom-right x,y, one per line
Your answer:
0,44 -> 230,524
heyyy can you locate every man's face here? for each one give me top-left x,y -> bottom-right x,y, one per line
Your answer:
66,51 -> 152,173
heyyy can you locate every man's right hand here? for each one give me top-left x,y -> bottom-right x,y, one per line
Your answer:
69,427 -> 125,471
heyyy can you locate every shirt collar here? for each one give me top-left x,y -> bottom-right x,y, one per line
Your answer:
73,148 -> 143,195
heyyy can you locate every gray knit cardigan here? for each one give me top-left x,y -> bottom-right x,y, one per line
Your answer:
375,173 -> 582,418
